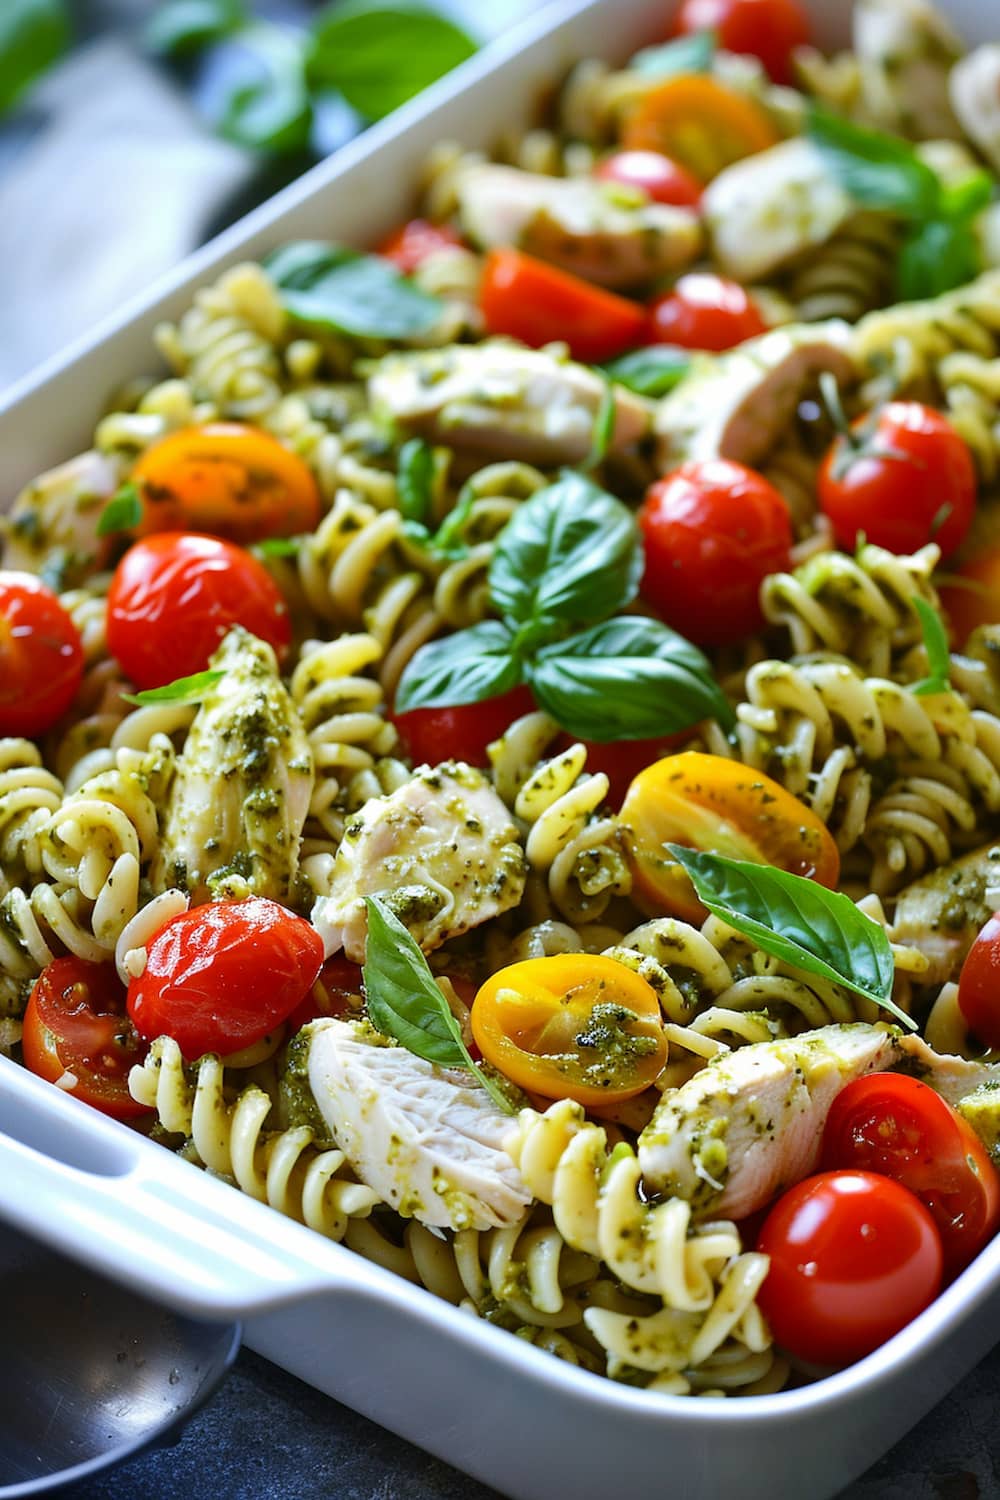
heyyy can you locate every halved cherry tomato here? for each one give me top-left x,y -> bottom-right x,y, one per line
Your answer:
620,751 -> 840,921
394,684 -> 536,768
621,75 -> 779,182
131,423 -> 320,545
957,913 -> 1000,1050
757,1171 -> 943,1366
821,1072 -> 1000,1278
378,218 -> 463,272
0,572 -> 84,736
479,248 -> 646,363
818,401 -> 976,559
127,897 -> 325,1060
285,954 -> 364,1032
593,150 -> 702,208
939,543 -> 1000,646
107,532 -> 291,690
471,954 -> 666,1107
646,274 -> 767,352
639,459 -> 793,646
674,0 -> 811,84
22,957 -> 152,1120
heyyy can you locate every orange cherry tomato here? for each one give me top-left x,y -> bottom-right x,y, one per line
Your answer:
939,542 -> 1000,647
131,423 -> 321,545
621,75 -> 779,182
479,248 -> 646,363
619,750 -> 840,920
471,954 -> 666,1107
378,218 -> 463,272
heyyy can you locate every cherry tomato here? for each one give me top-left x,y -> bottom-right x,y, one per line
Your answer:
674,0 -> 811,84
131,423 -> 320,544
378,218 -> 464,272
939,542 -> 1000,646
127,897 -> 325,1060
284,954 -> 364,1032
620,750 -> 840,921
593,150 -> 702,208
646,274 -> 767,352
0,572 -> 84,736
757,1171 -> 943,1366
471,954 -> 666,1107
106,533 -> 291,690
818,402 -> 976,558
394,684 -> 536,768
22,957 -> 152,1120
480,248 -> 646,363
639,459 -> 792,646
958,913 -> 1000,1050
821,1072 -> 1000,1278
622,75 -> 779,181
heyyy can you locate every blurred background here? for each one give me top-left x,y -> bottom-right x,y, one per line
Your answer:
0,0 -> 535,389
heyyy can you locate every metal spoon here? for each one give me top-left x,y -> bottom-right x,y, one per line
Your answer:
0,1221 -> 240,1498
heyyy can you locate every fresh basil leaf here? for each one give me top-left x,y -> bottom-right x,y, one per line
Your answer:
97,482 -> 143,538
145,0 -> 245,56
910,596 -> 952,696
668,845 -> 914,1029
394,620 -> 521,713
363,897 -> 514,1112
253,535 -> 300,557
529,616 -> 734,741
807,107 -> 941,218
121,670 -> 225,707
307,1 -> 477,121
896,217 -> 981,301
218,24 -> 313,154
629,30 -> 714,78
430,482 -> 475,555
397,438 -> 435,525
601,345 -> 691,397
265,239 -> 443,339
0,0 -> 69,115
581,377 -> 617,474
489,471 -> 642,630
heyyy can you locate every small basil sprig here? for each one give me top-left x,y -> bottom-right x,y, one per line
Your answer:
306,3 -> 477,121
397,439 -> 471,560
97,482 -> 143,538
629,29 -> 715,79
909,597 -> 952,697
265,241 -> 443,341
396,471 -> 734,742
807,108 -> 995,300
363,896 -> 514,1113
121,669 -> 225,708
581,377 -> 617,474
600,345 -> 691,398
254,536 -> 300,558
669,845 -> 914,1030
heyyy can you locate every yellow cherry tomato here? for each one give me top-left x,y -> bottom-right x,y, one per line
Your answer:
621,75 -> 780,182
131,422 -> 321,544
471,954 -> 666,1108
619,750 -> 841,922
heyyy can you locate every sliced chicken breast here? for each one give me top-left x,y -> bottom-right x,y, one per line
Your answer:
1,449 -> 122,585
890,844 -> 1000,987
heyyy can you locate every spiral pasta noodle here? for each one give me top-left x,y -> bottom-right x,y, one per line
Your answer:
0,740 -> 63,892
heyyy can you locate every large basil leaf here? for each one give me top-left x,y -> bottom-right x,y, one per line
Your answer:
265,240 -> 443,340
601,345 -> 691,397
394,621 -> 521,713
488,472 -> 642,630
0,0 -> 69,114
529,616 -> 734,742
669,846 -> 913,1029
307,1 -> 477,121
896,217 -> 981,301
363,897 -> 513,1112
807,108 -> 941,218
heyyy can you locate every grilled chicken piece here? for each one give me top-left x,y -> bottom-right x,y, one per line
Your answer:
889,844 -> 1000,986
456,163 -> 701,289
854,0 -> 964,140
896,1032 -> 1000,1108
655,322 -> 855,470
150,626 -> 312,903
369,342 -> 651,467
950,47 -> 1000,175
305,1017 -> 531,1230
703,140 -> 853,283
1,449 -> 122,586
311,762 -> 526,962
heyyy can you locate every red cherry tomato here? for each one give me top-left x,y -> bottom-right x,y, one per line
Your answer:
284,954 -> 364,1032
646,273 -> 767,351
818,402 -> 976,558
958,913 -> 1000,1049
593,150 -> 702,208
757,1171 -> 943,1366
480,248 -> 646,363
106,533 -> 291,690
377,219 -> 463,273
127,897 -> 325,1059
0,572 -> 84,736
674,0 -> 811,84
821,1072 -> 1000,1278
394,684 -> 536,768
22,957 -> 152,1120
638,459 -> 793,646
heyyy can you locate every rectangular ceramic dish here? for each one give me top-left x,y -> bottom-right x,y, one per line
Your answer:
0,1 -> 997,1495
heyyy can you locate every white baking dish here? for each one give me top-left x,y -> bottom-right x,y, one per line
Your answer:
0,0 -> 997,1494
